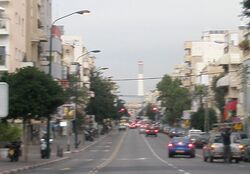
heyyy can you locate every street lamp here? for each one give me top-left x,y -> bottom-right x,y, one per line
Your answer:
46,9 -> 90,159
48,10 -> 91,75
74,50 -> 101,62
73,50 -> 101,149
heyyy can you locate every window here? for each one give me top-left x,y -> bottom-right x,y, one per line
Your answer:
0,46 -> 6,65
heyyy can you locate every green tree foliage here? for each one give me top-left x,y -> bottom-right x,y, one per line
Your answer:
64,74 -> 89,110
145,103 -> 156,121
0,67 -> 66,119
242,0 -> 250,26
190,107 -> 217,131
211,74 -> 227,121
0,123 -> 21,143
64,74 -> 89,130
243,0 -> 250,17
193,85 -> 206,108
86,69 -> 118,123
117,99 -> 129,119
157,75 -> 191,125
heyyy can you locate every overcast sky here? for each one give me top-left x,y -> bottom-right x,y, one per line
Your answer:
53,0 -> 243,102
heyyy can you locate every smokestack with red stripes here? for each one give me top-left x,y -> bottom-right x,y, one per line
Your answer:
138,61 -> 144,96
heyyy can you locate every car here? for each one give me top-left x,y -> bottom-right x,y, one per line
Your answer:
188,129 -> 202,137
168,136 -> 196,158
138,125 -> 146,134
202,134 -> 242,163
189,134 -> 209,148
240,138 -> 250,161
118,124 -> 127,131
168,128 -> 186,138
128,123 -> 137,129
145,126 -> 158,137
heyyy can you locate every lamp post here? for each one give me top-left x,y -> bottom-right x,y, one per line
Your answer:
46,10 -> 90,159
74,50 -> 101,62
73,50 -> 101,149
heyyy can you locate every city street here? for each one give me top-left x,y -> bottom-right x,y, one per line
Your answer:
18,129 -> 250,174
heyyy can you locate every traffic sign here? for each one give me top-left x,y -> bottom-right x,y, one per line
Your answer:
0,82 -> 8,117
233,123 -> 243,131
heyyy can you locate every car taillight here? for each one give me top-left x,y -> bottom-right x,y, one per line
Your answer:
188,143 -> 194,148
146,130 -> 150,133
154,130 -> 158,133
168,143 -> 174,148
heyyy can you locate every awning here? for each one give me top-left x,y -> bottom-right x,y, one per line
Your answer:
0,7 -> 5,12
216,53 -> 241,65
217,54 -> 230,65
216,74 -> 229,87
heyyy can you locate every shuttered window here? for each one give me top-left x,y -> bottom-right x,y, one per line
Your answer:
0,46 -> 6,65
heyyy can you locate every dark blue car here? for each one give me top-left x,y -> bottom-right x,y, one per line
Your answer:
168,136 -> 195,158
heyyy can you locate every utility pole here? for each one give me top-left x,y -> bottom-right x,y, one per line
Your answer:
204,86 -> 209,132
243,64 -> 249,137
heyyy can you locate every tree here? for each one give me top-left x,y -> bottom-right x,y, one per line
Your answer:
86,69 -> 118,123
190,107 -> 217,131
145,103 -> 156,121
242,0 -> 250,26
211,74 -> 227,122
157,75 -> 191,125
0,67 -> 66,120
243,0 -> 250,17
193,84 -> 206,108
0,67 -> 66,161
64,74 -> 89,130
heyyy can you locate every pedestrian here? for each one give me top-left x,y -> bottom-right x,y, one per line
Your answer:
221,127 -> 231,163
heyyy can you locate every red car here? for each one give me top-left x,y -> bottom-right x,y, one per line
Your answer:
129,123 -> 137,129
145,126 -> 158,137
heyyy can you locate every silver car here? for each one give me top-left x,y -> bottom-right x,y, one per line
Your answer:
202,134 -> 242,163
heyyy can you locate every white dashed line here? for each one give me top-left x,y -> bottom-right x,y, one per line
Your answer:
143,136 -> 193,174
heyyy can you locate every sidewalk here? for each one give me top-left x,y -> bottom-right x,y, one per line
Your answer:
0,133 -> 99,174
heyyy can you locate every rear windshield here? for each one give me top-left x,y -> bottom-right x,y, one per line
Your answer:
214,136 -> 223,143
173,137 -> 188,142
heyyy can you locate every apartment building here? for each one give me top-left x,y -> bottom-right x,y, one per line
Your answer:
240,29 -> 250,137
0,0 -> 26,73
216,29 -> 244,120
177,30 -> 227,113
0,0 -> 51,75
184,30 -> 227,86
25,0 -> 51,68
61,35 -> 95,88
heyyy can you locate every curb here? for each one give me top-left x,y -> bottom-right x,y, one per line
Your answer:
0,157 -> 70,174
0,134 -> 109,174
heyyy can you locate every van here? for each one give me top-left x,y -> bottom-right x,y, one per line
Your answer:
188,129 -> 202,137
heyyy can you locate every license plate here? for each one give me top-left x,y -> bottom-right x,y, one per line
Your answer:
176,150 -> 184,153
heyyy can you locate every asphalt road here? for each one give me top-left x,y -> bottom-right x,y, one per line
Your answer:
19,128 -> 250,174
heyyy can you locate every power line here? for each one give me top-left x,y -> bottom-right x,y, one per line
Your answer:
112,77 -> 162,81
110,69 -> 246,82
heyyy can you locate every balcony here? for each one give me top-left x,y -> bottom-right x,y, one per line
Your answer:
0,18 -> 9,35
31,29 -> 48,42
184,41 -> 192,50
184,54 -> 191,62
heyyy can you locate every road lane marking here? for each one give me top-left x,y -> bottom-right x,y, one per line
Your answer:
60,168 -> 71,171
96,131 -> 128,170
118,157 -> 149,160
90,150 -> 99,152
143,136 -> 193,174
196,154 -> 202,158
